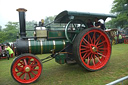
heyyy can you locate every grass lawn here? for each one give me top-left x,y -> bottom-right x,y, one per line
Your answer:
0,44 -> 128,85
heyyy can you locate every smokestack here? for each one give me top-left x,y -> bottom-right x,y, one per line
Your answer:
16,8 -> 27,38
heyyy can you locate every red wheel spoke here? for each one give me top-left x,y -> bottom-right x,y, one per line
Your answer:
98,48 -> 107,50
96,39 -> 101,45
82,53 -> 88,60
19,60 -> 24,65
81,50 -> 90,53
98,50 -> 105,53
95,55 -> 101,63
95,34 -> 102,45
82,39 -> 88,45
19,72 -> 25,78
81,45 -> 90,48
27,58 -> 31,65
16,70 -> 21,74
31,60 -> 36,65
24,73 -> 27,80
92,32 -> 96,44
97,44 -> 104,48
98,53 -> 106,57
24,59 -> 28,66
30,60 -> 37,67
31,61 -> 38,66
92,57 -> 95,66
88,34 -> 92,44
87,57 -> 91,65
83,38 -> 90,45
28,73 -> 31,79
83,52 -> 91,60
80,49 -> 86,51
31,65 -> 38,70
18,63 -> 24,66
96,54 -> 100,59
31,71 -> 36,76
97,40 -> 106,46
16,66 -> 23,71
33,69 -> 39,71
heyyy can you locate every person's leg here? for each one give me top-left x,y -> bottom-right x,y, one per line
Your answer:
11,53 -> 13,58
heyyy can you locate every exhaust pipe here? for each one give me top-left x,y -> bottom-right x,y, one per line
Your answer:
16,8 -> 27,38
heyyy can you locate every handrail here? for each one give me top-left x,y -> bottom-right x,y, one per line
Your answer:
106,76 -> 128,85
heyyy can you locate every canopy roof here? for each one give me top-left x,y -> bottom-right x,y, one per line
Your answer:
54,10 -> 116,23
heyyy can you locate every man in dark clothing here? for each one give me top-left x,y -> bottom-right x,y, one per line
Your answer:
87,19 -> 94,28
94,18 -> 101,28
94,18 -> 105,30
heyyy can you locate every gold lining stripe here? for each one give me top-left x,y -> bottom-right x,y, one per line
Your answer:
53,40 -> 56,50
63,40 -> 65,48
40,40 -> 43,54
28,39 -> 31,53
59,52 -> 72,54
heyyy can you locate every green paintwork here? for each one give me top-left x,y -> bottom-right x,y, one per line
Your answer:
54,10 -> 117,23
29,39 -> 67,54
48,30 -> 66,39
55,53 -> 66,64
30,40 -> 41,54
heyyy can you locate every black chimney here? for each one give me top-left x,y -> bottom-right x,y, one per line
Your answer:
16,8 -> 27,38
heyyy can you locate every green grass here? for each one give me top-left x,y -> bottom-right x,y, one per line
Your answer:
0,44 -> 128,85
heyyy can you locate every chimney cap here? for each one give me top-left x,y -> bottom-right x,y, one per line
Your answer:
16,8 -> 27,12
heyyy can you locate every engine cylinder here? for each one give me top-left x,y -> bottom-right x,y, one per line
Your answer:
16,39 -> 66,55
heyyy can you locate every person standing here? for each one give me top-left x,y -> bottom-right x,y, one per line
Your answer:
0,44 -> 2,57
5,44 -> 14,58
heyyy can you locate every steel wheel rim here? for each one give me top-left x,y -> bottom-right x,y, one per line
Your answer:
12,56 -> 42,84
65,19 -> 86,43
79,29 -> 111,70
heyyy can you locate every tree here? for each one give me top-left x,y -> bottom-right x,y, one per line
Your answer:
44,15 -> 56,26
0,22 -> 18,43
109,0 -> 128,29
105,18 -> 118,28
0,25 -> 2,31
26,20 -> 37,37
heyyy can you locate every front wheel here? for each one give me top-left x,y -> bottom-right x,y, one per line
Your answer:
11,53 -> 42,84
73,28 -> 111,71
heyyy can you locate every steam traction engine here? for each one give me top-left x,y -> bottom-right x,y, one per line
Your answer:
11,8 -> 116,84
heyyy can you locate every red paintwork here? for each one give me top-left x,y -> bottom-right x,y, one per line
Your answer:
12,56 -> 42,84
79,29 -> 111,70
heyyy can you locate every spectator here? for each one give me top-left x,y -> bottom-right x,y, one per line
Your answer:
94,18 -> 106,30
94,18 -> 101,28
5,44 -> 14,58
0,44 -> 2,52
0,44 -> 2,57
87,19 -> 94,28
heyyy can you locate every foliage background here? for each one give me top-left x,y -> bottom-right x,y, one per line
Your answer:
0,0 -> 128,43
106,0 -> 128,29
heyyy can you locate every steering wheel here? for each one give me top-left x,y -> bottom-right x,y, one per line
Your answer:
65,19 -> 86,43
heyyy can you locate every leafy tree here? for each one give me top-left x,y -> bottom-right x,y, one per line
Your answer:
26,20 -> 37,37
44,15 -> 66,30
0,22 -> 18,43
44,16 -> 55,24
44,15 -> 56,26
107,0 -> 128,29
106,18 -> 117,28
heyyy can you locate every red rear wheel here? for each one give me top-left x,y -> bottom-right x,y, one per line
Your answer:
73,28 -> 111,71
11,53 -> 42,84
